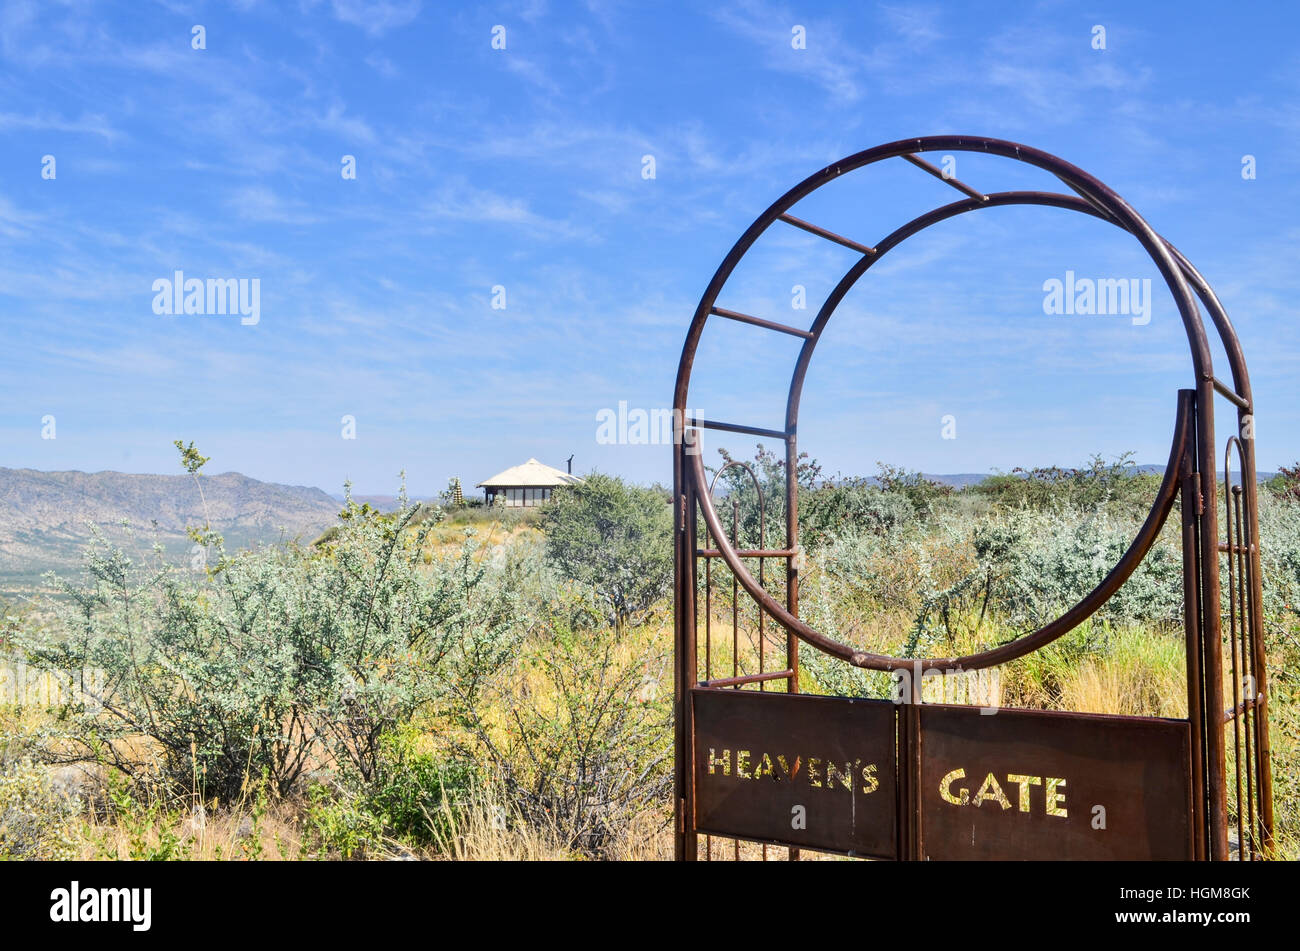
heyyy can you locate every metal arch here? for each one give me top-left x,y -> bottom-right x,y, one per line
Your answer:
673,136 -> 1273,862
784,191 -> 1255,430
671,136 -> 1216,415
674,137 -> 1246,674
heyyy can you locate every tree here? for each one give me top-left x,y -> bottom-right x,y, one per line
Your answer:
540,474 -> 672,633
710,444 -> 823,549
1268,462 -> 1300,503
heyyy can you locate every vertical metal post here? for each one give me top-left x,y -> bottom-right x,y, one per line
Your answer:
1195,381 -> 1229,860
901,670 -> 922,860
673,429 -> 698,861
1179,392 -> 1207,860
784,433 -> 801,861
1233,484 -> 1256,858
1226,471 -> 1245,856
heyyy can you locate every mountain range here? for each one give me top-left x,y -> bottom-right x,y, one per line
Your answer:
0,467 -> 342,599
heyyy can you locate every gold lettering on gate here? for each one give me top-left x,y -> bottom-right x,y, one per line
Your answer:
703,748 -> 882,795
937,768 -> 1071,817
1006,774 -> 1041,812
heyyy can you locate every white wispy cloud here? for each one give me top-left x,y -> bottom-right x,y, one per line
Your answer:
228,186 -> 322,225
424,181 -> 594,241
712,0 -> 868,101
328,0 -> 422,36
0,110 -> 118,141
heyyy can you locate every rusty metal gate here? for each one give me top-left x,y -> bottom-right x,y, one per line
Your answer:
671,136 -> 1273,861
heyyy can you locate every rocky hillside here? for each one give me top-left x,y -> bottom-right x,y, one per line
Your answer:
0,468 -> 342,598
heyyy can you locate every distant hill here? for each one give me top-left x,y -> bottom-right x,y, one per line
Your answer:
327,493 -> 431,510
809,465 -> 1278,491
923,473 -> 993,489
922,465 -> 1277,489
0,468 -> 342,599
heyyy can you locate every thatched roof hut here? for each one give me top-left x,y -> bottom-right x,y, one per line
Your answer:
476,458 -> 581,507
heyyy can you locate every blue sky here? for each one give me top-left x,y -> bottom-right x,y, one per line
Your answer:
1,0 -> 1297,496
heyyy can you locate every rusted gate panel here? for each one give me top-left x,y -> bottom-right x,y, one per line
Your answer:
916,705 -> 1193,861
692,688 -> 897,858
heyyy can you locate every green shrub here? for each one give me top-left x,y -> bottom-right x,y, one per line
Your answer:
361,727 -> 479,843
457,620 -> 672,856
21,489 -> 525,803
0,756 -> 81,860
540,473 -> 672,632
304,784 -> 385,859
974,452 -> 1161,518
987,509 -> 1183,629
801,483 -> 916,548
707,445 -> 823,550
1266,463 -> 1300,504
872,463 -> 954,515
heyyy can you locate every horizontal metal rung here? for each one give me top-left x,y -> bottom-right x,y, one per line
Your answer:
1223,696 -> 1263,723
901,153 -> 987,202
688,418 -> 790,441
778,213 -> 877,256
709,306 -> 814,339
696,548 -> 796,559
698,669 -> 795,689
1213,377 -> 1251,412
1217,542 -> 1257,555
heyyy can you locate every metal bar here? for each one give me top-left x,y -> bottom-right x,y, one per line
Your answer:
1179,402 -> 1207,861
757,494 -> 768,862
1217,542 -> 1256,554
688,418 -> 790,441
1235,484 -> 1256,859
906,674 -> 922,859
900,152 -> 987,202
1053,174 -> 1120,223
709,305 -> 814,340
778,212 -> 877,256
731,499 -> 739,689
758,502 -> 767,692
895,683 -> 908,860
696,547 -> 796,559
704,528 -> 712,687
785,430 -> 800,862
1224,458 -> 1244,860
673,429 -> 698,862
1223,698 -> 1261,722
1197,380 -> 1230,862
1214,377 -> 1252,412
698,669 -> 794,689
701,471 -> 711,863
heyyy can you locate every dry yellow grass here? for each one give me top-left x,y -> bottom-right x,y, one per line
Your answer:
79,800 -> 308,860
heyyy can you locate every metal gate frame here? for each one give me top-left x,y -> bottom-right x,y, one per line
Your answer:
671,136 -> 1273,861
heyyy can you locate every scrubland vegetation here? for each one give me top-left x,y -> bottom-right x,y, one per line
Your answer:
2,446 -> 1298,860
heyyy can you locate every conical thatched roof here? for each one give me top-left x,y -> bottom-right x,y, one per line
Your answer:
476,458 -> 582,488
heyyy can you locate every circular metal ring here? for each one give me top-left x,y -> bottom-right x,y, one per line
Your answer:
675,136 -> 1249,671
